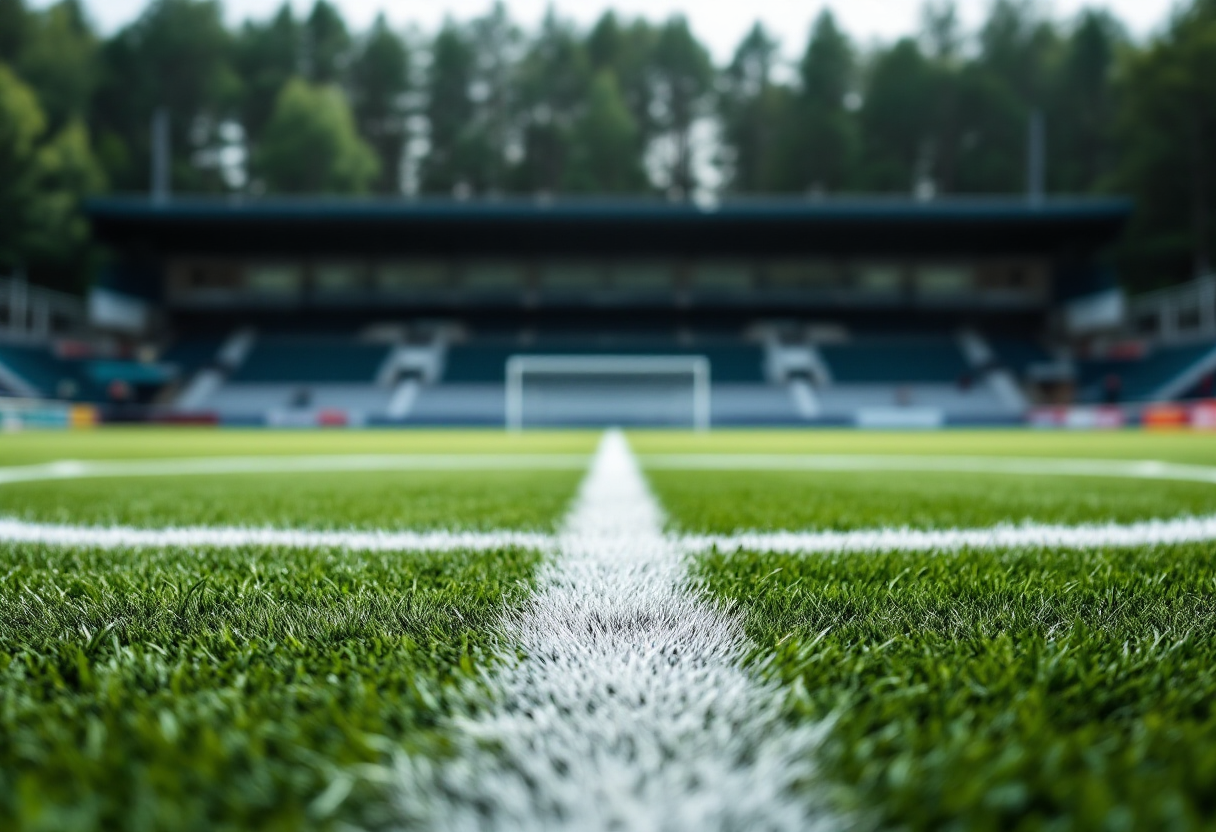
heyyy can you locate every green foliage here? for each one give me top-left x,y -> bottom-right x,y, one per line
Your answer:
233,5 -> 301,151
719,23 -> 786,192
649,16 -> 714,196
564,71 -> 647,193
0,62 -> 103,286
253,78 -> 379,194
0,426 -> 600,467
92,0 -> 235,193
0,541 -> 541,830
3,0 -> 1216,287
350,14 -> 410,194
1114,2 -> 1216,286
0,468 -> 580,531
647,468 -> 1216,533
696,543 -> 1216,831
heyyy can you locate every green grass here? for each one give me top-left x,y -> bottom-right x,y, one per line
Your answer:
0,428 -> 600,467
0,541 -> 541,832
629,428 -> 1216,465
0,469 -> 580,531
647,469 -> 1216,532
695,544 -> 1216,831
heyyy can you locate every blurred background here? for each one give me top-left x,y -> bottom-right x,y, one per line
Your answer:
1,0 -> 1215,429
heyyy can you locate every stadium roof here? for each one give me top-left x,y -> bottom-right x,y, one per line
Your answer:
86,195 -> 1132,258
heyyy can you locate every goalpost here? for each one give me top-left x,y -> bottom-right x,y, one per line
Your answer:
505,355 -> 711,432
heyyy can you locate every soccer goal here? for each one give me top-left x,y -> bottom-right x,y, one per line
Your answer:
505,355 -> 711,431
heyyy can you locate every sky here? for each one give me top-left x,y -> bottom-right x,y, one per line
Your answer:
54,0 -> 1181,60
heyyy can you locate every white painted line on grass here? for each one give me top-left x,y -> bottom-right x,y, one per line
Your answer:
395,430 -> 834,830
680,514 -> 1216,555
0,454 -> 591,486
0,519 -> 552,553
642,454 -> 1216,483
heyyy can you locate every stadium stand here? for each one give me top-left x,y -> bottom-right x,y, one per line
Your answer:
988,337 -> 1055,376
230,337 -> 391,383
443,340 -> 765,384
1076,342 -> 1216,403
0,343 -> 101,400
818,337 -> 971,384
161,337 -> 225,378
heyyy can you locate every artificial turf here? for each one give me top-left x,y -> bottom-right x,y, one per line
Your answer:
5,426 -> 1216,830
694,544 -> 1216,831
0,427 -> 599,467
0,469 -> 581,531
628,428 -> 1216,465
646,468 -> 1216,532
0,541 -> 541,831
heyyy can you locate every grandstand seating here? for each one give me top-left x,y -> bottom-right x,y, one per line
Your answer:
0,343 -> 101,399
816,384 -> 1014,419
1076,342 -> 1216,402
819,337 -> 970,383
161,337 -> 224,377
443,340 -> 766,384
230,337 -> 391,384
204,384 -> 395,416
988,338 -> 1054,375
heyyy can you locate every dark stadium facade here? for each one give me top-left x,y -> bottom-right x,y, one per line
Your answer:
87,196 -> 1130,334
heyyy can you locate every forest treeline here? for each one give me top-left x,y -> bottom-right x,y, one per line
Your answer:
1,0 -> 1214,293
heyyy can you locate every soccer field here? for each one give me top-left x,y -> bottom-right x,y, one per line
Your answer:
1,428 -> 1215,830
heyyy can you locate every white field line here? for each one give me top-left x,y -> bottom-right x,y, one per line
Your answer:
641,453 -> 1216,484
0,454 -> 590,487
679,515 -> 1216,556
0,519 -> 552,553
394,430 -> 834,831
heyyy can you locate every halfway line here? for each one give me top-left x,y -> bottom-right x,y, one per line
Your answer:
394,430 -> 834,830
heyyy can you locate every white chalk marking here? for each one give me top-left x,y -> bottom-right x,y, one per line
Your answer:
0,454 -> 590,487
0,519 -> 551,553
394,430 -> 833,830
680,514 -> 1216,555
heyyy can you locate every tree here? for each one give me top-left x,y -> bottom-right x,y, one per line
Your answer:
303,0 -> 350,84
92,0 -> 235,192
1048,9 -> 1124,193
252,78 -> 378,193
649,16 -> 713,197
234,4 -> 300,151
564,70 -> 647,193
0,62 -> 104,290
13,0 -> 97,129
418,23 -> 477,194
858,39 -> 938,192
1114,2 -> 1216,285
512,11 -> 592,193
0,0 -> 28,64
350,14 -> 410,193
719,22 -> 787,192
587,13 -> 658,154
779,11 -> 859,192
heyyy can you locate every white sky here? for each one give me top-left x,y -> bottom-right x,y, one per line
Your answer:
60,0 -> 1182,60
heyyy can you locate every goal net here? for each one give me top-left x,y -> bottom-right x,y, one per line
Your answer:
505,355 -> 710,431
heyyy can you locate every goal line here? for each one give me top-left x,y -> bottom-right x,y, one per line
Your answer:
505,355 -> 711,432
